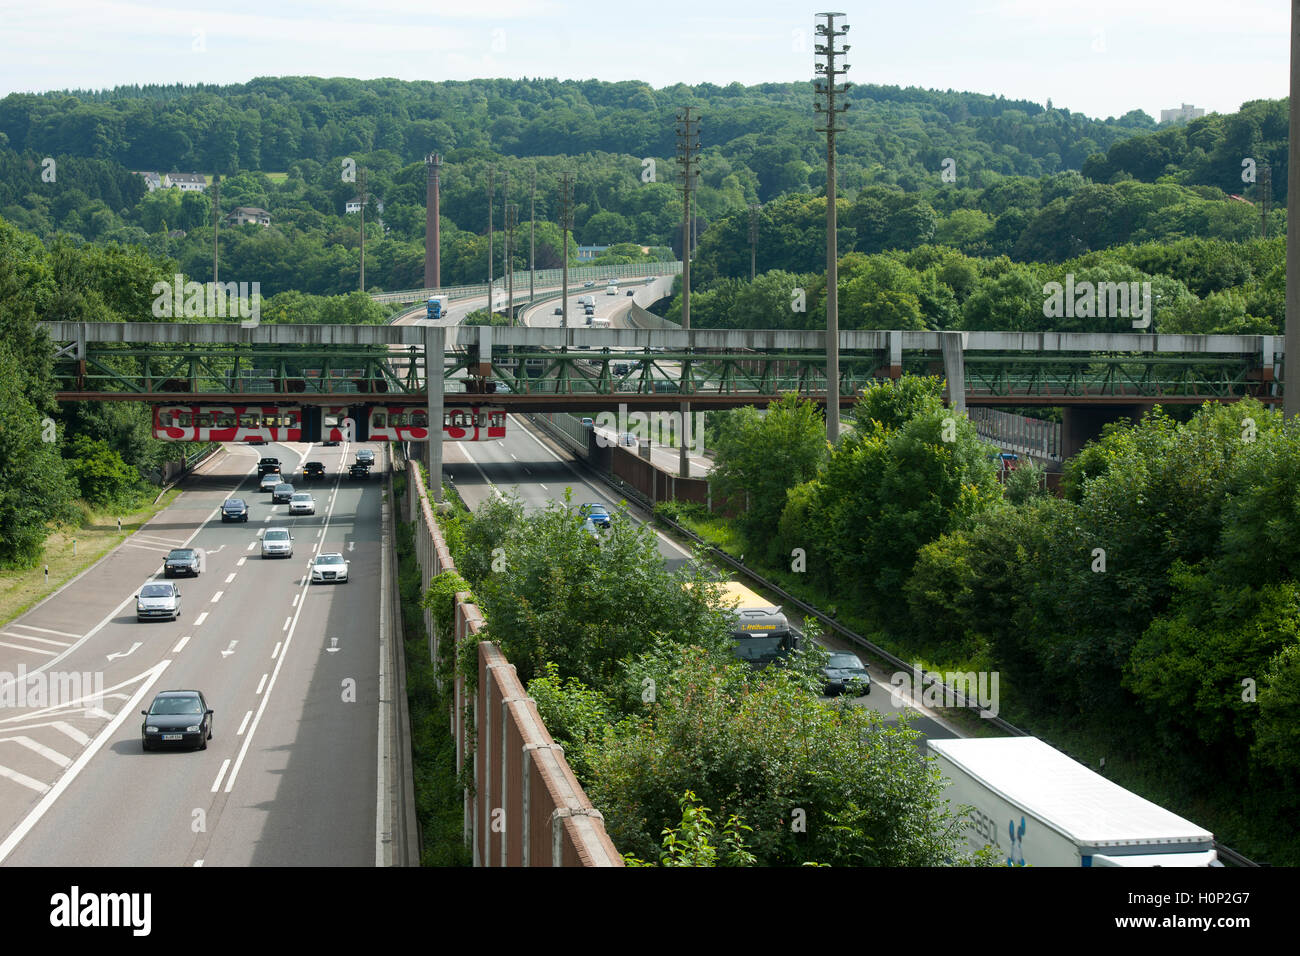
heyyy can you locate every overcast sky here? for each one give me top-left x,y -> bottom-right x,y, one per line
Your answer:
0,0 -> 1288,121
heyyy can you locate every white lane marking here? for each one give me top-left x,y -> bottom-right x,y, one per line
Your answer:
255,674 -> 267,695
194,612 -> 208,626
210,759 -> 231,793
193,860 -> 204,867
221,641 -> 238,658
246,541 -> 257,551
0,641 -> 58,656
282,617 -> 291,632
316,529 -> 322,538
8,624 -> 79,639
171,635 -> 191,653
135,535 -> 184,547
118,542 -> 172,554
271,642 -> 282,659
237,711 -> 252,735
538,482 -> 546,489
4,736 -> 71,768
292,594 -> 299,608
225,459 -> 347,795
0,660 -> 170,863
225,573 -> 236,584
105,642 -> 142,661
0,633 -> 71,647
50,722 -> 89,746
264,515 -> 272,522
0,765 -> 48,794
211,591 -> 224,603
458,443 -> 503,500
237,556 -> 247,566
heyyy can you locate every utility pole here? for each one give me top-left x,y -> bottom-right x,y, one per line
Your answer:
530,166 -> 537,303
1287,0 -> 1300,419
815,11 -> 850,443
559,172 -> 574,330
487,167 -> 495,290
211,172 -> 220,282
507,203 -> 518,324
425,153 -> 441,289
359,167 -> 366,292
749,202 -> 761,280
675,106 -> 701,479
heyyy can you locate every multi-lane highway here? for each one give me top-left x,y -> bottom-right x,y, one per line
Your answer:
0,440 -> 393,866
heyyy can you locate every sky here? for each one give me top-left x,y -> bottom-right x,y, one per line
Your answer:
0,0 -> 1289,121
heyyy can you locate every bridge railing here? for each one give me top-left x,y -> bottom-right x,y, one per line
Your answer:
371,262 -> 681,306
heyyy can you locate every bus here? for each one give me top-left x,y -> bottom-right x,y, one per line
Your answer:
714,580 -> 799,668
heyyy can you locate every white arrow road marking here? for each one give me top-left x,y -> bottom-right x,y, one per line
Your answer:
0,660 -> 170,863
221,641 -> 238,658
347,542 -> 355,552
106,642 -> 142,661
206,545 -> 224,556
326,638 -> 340,654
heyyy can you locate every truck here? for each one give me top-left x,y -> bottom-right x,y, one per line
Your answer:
714,581 -> 799,668
426,296 -> 446,321
927,737 -> 1219,867
576,295 -> 595,309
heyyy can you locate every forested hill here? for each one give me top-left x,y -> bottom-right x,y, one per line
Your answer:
0,77 -> 1152,196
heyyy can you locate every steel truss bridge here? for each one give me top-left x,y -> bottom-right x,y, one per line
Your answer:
39,323 -> 1284,412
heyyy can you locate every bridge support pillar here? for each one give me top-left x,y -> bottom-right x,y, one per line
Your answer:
940,331 -> 967,414
886,330 -> 903,378
425,325 -> 445,502
1061,403 -> 1156,459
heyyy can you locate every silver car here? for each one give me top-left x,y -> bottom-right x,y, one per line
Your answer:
288,492 -> 316,515
136,582 -> 182,622
259,473 -> 280,492
261,528 -> 294,558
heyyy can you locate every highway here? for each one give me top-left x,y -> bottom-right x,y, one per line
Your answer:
0,440 -> 392,866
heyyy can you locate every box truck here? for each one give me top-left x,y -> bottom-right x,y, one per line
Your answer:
928,737 -> 1219,867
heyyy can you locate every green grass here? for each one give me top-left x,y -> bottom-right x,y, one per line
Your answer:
0,491 -> 180,628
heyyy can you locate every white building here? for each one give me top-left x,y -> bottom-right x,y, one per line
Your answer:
227,206 -> 271,227
164,172 -> 207,192
1160,104 -> 1205,124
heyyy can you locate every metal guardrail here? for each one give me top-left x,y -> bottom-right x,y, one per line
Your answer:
370,262 -> 682,306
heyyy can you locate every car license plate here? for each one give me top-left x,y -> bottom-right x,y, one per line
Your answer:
162,733 -> 182,741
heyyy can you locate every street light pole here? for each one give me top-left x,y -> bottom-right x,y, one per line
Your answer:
815,12 -> 850,444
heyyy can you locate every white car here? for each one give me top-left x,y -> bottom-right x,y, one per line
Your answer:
310,552 -> 350,583
289,492 -> 316,515
136,582 -> 182,621
261,528 -> 294,558
259,473 -> 281,492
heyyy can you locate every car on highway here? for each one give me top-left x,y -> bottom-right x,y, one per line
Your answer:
163,548 -> 200,578
310,552 -> 350,584
261,528 -> 294,558
578,502 -> 612,529
581,517 -> 602,541
259,473 -> 281,492
626,290 -> 634,296
221,498 -> 249,522
583,281 -> 595,288
272,482 -> 295,503
822,652 -> 871,697
323,438 -> 340,446
141,690 -> 212,751
613,363 -> 631,375
136,582 -> 182,622
620,432 -> 637,446
257,457 -> 281,477
247,439 -> 268,446
584,304 -> 595,315
349,463 -> 370,480
302,461 -> 326,480
355,449 -> 375,467
289,492 -> 316,515
580,417 -> 594,428
554,306 -> 563,315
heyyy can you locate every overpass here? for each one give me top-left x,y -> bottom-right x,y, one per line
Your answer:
38,322 -> 1284,463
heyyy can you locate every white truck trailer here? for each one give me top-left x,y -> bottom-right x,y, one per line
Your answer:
928,736 -> 1219,867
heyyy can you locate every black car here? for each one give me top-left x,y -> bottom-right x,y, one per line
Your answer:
272,482 -> 295,503
257,457 -> 281,477
302,461 -> 326,480
349,463 -> 370,480
355,449 -> 375,467
141,690 -> 213,751
323,439 -> 340,447
221,498 -> 249,522
163,548 -> 200,577
822,652 -> 871,697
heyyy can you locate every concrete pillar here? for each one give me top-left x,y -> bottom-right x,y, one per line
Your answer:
940,331 -> 967,414
425,325 -> 445,502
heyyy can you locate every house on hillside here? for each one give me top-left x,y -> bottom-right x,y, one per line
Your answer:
135,171 -> 163,191
164,172 -> 207,192
576,245 -> 609,261
345,196 -> 384,215
227,206 -> 271,227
